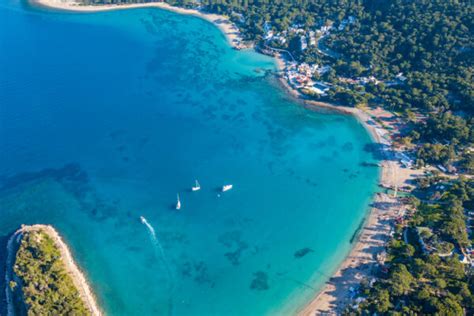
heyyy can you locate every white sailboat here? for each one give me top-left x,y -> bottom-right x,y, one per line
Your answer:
176,194 -> 181,210
192,180 -> 201,191
222,184 -> 233,192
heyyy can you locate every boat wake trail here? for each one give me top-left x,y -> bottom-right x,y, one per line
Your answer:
141,217 -> 166,258
140,216 -> 175,315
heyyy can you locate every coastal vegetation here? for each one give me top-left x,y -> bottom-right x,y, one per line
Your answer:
350,178 -> 474,314
40,0 -> 474,313
81,0 -> 473,172
9,228 -> 90,315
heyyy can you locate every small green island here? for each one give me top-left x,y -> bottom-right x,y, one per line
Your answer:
5,225 -> 101,316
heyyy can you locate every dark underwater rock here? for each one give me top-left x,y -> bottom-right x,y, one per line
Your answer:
250,271 -> 269,291
294,247 -> 314,259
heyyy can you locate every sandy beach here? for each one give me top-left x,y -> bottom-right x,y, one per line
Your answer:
30,0 -> 248,49
275,55 -> 424,315
24,2 -> 420,314
5,224 -> 102,316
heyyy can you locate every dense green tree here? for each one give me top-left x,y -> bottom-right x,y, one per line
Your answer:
12,229 -> 90,315
390,264 -> 414,296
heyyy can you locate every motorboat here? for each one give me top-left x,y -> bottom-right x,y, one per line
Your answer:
222,184 -> 233,192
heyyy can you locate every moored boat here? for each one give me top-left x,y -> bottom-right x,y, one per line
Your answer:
222,184 -> 233,192
176,194 -> 181,210
192,180 -> 201,191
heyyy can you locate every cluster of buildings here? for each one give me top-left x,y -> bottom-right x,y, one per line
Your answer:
263,21 -> 338,52
463,210 -> 474,266
264,21 -> 329,52
263,22 -> 287,46
415,226 -> 454,257
262,19 -> 359,97
260,17 -> 412,98
339,76 -> 381,86
409,185 -> 474,267
338,16 -> 356,31
283,62 -> 331,95
416,224 -> 474,267
338,72 -> 407,87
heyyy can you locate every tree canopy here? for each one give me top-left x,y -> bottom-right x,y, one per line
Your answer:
12,229 -> 90,315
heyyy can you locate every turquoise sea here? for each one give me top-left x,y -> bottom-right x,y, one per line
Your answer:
0,1 -> 379,315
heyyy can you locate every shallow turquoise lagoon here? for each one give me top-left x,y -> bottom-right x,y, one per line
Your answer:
0,1 -> 379,315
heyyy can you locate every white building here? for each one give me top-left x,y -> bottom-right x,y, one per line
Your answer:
300,36 -> 307,51
309,31 -> 316,46
317,65 -> 331,75
396,72 -> 407,82
264,30 -> 274,40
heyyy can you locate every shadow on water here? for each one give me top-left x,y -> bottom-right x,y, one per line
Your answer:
363,143 -> 397,162
350,216 -> 366,244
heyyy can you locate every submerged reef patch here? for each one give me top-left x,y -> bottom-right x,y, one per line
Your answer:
224,242 -> 249,266
250,271 -> 269,291
180,260 -> 215,287
0,163 -> 87,192
341,141 -> 354,152
294,247 -> 314,259
219,230 -> 249,265
0,163 -> 116,221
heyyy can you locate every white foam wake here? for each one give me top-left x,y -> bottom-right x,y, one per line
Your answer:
140,216 -> 174,315
141,216 -> 156,239
141,217 -> 168,267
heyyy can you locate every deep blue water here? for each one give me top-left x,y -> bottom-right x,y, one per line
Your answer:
0,1 -> 380,315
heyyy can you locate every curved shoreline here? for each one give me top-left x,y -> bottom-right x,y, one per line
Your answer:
274,57 -> 421,314
30,0 -> 248,49
25,1 -> 419,314
4,224 -> 102,316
